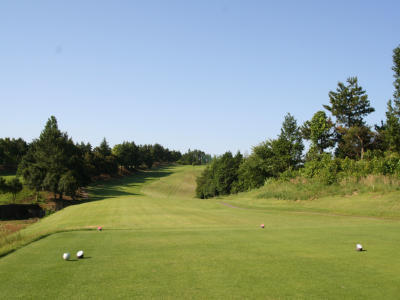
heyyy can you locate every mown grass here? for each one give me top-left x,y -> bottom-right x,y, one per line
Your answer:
0,165 -> 400,298
0,167 -> 180,256
216,175 -> 400,219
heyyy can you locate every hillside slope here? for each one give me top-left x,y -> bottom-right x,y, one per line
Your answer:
0,165 -> 400,299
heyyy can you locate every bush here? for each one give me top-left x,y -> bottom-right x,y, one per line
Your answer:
195,152 -> 242,198
301,153 -> 339,184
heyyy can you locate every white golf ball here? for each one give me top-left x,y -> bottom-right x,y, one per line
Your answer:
63,253 -> 70,260
76,250 -> 84,259
356,244 -> 363,251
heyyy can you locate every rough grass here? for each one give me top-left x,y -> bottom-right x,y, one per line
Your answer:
0,219 -> 38,255
1,166 -> 400,298
257,175 -> 400,201
217,175 -> 400,219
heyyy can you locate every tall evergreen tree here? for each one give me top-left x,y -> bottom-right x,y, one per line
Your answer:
384,46 -> 400,152
393,45 -> 400,104
324,77 -> 375,159
96,138 -> 112,157
277,113 -> 304,169
19,116 -> 88,200
240,113 -> 304,181
92,138 -> 118,175
324,77 -> 374,127
385,100 -> 400,152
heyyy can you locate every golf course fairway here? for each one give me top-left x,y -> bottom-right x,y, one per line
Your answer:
1,165 -> 400,299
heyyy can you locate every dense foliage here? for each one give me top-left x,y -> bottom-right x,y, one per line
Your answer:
196,114 -> 304,198
0,138 -> 28,170
17,116 -> 91,200
197,45 -> 400,199
0,177 -> 23,203
178,149 -> 212,165
0,117 -> 190,202
196,152 -> 242,198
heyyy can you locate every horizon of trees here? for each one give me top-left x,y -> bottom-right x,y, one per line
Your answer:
0,119 -> 210,202
178,149 -> 212,165
196,44 -> 400,199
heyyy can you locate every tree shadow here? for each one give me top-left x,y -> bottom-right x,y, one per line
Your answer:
55,166 -> 173,207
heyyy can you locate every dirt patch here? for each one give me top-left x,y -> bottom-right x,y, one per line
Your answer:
0,219 -> 38,237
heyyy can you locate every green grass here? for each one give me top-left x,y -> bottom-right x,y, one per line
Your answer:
0,185 -> 37,205
257,175 -> 400,201
223,177 -> 400,219
1,165 -> 400,298
0,172 -> 40,204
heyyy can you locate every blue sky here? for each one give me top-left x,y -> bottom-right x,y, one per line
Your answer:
1,0 -> 399,155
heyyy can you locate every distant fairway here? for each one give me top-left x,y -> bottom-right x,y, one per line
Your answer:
1,165 -> 400,299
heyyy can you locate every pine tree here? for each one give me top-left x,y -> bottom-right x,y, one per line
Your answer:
277,113 -> 304,168
393,45 -> 400,105
324,77 -> 375,159
19,116 -> 87,200
96,138 -> 112,157
384,46 -> 400,152
324,77 -> 374,127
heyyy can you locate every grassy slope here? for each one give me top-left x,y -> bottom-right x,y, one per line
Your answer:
0,165 -> 400,299
221,183 -> 400,218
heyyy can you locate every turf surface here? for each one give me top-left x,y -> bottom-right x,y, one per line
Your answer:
1,165 -> 400,299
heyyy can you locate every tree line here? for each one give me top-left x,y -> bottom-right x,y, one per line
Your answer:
178,149 -> 212,165
0,117 -> 209,202
0,138 -> 29,171
196,45 -> 400,198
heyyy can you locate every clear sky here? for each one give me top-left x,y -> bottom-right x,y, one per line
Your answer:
1,0 -> 399,155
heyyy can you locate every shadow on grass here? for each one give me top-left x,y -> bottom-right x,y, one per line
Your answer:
66,257 -> 92,262
57,166 -> 173,207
